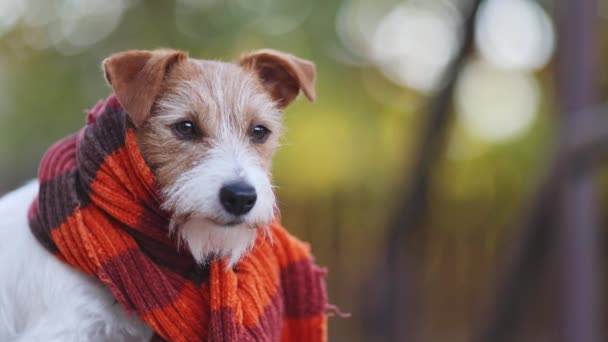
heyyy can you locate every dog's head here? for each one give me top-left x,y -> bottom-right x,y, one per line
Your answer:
102,49 -> 315,266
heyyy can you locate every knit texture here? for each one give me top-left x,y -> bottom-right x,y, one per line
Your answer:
28,95 -> 328,342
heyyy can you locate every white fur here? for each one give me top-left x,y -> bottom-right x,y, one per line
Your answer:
0,181 -> 153,341
178,219 -> 258,267
163,140 -> 276,268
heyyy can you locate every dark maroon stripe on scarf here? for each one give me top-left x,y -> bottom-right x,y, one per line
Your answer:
208,289 -> 283,341
28,200 -> 59,253
38,134 -> 79,183
127,209 -> 210,284
125,225 -> 207,284
133,206 -> 173,247
243,288 -> 284,341
281,258 -> 328,318
99,248 -> 190,313
208,306 -> 241,341
77,107 -> 128,198
37,170 -> 81,231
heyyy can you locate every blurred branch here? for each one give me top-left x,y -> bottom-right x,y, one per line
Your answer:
383,0 -> 484,266
476,93 -> 606,342
562,105 -> 608,165
474,157 -> 559,342
555,1 -> 601,340
387,0 -> 482,241
362,0 -> 483,340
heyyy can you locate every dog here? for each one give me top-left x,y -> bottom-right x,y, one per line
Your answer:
0,48 -> 320,341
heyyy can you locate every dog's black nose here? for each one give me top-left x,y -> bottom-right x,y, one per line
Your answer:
219,182 -> 257,216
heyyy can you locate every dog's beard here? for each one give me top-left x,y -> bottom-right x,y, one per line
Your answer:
162,147 -> 277,268
172,217 -> 260,268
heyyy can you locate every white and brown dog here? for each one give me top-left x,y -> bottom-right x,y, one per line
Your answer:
0,48 -> 315,341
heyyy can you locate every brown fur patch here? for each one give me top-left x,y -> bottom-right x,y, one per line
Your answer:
135,58 -> 282,190
101,48 -> 316,197
103,50 -> 188,126
239,49 -> 316,108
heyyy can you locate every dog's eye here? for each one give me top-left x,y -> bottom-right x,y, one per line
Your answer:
250,125 -> 270,143
173,120 -> 198,140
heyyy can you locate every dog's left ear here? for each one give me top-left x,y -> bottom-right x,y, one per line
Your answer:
239,49 -> 316,108
103,49 -> 188,126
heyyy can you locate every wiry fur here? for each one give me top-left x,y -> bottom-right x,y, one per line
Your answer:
144,61 -> 282,267
0,48 -> 315,340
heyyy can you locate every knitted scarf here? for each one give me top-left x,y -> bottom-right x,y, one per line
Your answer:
28,96 -> 328,341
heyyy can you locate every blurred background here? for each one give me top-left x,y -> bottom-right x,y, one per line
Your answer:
0,0 -> 606,341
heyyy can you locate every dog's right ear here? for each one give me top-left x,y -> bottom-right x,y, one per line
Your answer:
102,49 -> 188,126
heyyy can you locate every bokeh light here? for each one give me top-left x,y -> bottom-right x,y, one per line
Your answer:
335,0 -> 388,63
0,0 -> 134,54
336,0 -> 462,92
456,60 -> 540,142
58,0 -> 127,50
371,2 -> 461,92
475,0 -> 555,71
0,0 -> 25,37
336,0 -> 555,94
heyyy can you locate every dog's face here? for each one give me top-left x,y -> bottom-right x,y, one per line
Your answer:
102,49 -> 315,266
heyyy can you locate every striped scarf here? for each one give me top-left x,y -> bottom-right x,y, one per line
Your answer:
27,96 -> 328,341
